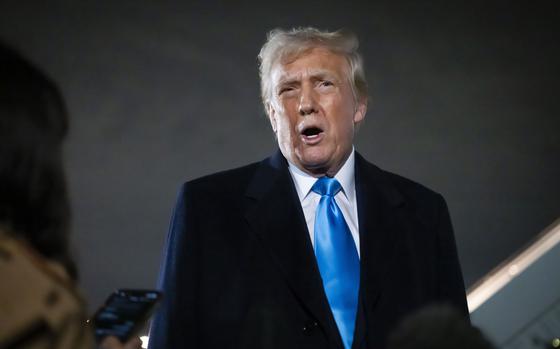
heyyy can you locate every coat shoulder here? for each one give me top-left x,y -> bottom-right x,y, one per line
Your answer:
380,168 -> 452,235
379,168 -> 443,202
357,153 -> 444,204
179,160 -> 263,198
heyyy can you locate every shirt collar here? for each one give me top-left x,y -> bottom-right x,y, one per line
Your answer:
288,148 -> 356,202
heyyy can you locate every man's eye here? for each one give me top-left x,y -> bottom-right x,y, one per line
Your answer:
320,80 -> 334,87
279,87 -> 294,95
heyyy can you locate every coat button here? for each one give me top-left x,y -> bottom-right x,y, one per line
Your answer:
302,321 -> 319,335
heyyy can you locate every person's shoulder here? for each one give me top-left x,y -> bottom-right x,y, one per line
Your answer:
357,153 -> 445,204
178,159 -> 264,197
358,156 -> 450,230
0,236 -> 93,348
381,168 -> 442,201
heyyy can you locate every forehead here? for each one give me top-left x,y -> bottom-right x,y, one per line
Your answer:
271,47 -> 350,84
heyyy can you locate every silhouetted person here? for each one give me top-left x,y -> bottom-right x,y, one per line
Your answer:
0,42 -> 140,349
386,305 -> 495,349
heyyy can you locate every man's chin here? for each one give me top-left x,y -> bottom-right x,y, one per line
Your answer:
296,147 -> 350,177
298,157 -> 333,177
287,148 -> 337,176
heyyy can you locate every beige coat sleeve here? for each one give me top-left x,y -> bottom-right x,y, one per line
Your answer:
0,237 -> 94,349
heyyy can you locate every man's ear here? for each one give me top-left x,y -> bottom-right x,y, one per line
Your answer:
267,103 -> 277,133
353,98 -> 367,125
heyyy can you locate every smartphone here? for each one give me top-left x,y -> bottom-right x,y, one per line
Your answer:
90,289 -> 162,343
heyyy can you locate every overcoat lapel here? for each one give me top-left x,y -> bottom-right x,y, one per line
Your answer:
243,151 -> 344,348
352,153 -> 405,349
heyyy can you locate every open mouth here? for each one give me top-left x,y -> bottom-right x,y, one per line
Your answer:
302,127 -> 323,137
300,126 -> 324,144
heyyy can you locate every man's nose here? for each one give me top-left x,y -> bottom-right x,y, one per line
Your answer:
298,86 -> 318,116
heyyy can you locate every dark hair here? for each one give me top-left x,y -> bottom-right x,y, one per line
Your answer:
386,304 -> 495,349
0,42 -> 77,279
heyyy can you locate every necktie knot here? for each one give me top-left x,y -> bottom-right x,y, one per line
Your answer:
312,177 -> 342,197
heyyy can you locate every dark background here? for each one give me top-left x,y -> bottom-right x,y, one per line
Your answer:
1,1 -> 558,311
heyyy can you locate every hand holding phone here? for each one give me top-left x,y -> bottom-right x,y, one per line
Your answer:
90,289 -> 162,343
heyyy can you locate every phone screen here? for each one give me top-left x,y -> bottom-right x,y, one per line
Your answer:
91,289 -> 162,342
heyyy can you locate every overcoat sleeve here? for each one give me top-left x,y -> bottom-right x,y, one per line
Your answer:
435,194 -> 469,318
148,183 -> 199,349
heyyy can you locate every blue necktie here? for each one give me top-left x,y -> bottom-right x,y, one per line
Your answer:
312,177 -> 360,349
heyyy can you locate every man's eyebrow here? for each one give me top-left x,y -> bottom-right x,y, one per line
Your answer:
309,70 -> 337,79
276,70 -> 338,85
277,76 -> 300,86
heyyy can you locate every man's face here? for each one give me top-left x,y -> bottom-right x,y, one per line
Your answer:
268,48 -> 367,177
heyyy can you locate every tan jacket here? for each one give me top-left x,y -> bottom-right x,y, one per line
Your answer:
0,234 -> 94,349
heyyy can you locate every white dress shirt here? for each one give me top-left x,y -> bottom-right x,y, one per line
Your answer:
288,149 -> 360,257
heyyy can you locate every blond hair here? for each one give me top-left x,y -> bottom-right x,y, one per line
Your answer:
258,27 -> 368,114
